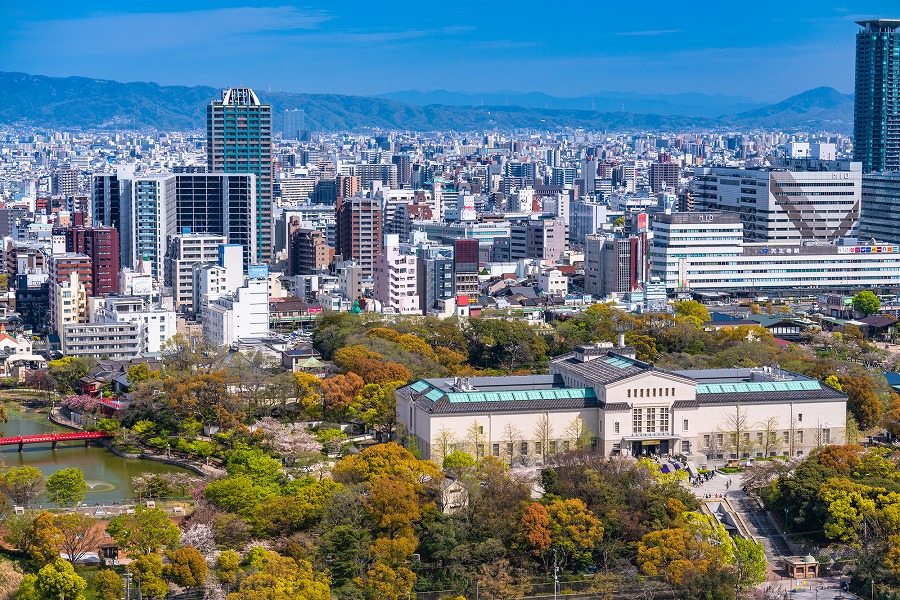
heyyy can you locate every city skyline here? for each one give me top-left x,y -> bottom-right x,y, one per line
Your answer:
1,1 -> 897,101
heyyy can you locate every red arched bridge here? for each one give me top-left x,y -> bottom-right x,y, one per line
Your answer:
0,431 -> 113,452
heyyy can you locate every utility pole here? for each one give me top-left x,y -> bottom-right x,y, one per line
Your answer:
553,548 -> 559,600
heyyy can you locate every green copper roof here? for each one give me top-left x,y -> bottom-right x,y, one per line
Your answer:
696,380 -> 821,395
604,356 -> 636,369
446,388 -> 596,404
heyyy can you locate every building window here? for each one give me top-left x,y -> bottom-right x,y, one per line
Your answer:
681,441 -> 690,453
671,388 -> 675,396
797,431 -> 803,444
627,389 -> 631,398
492,443 -> 500,457
822,428 -> 830,444
798,413 -> 802,422
477,444 -> 485,458
549,441 -> 558,454
563,441 -> 570,452
757,432 -> 763,443
614,421 -> 620,434
521,441 -> 528,456
640,389 -> 644,398
683,419 -> 689,431
633,409 -> 643,434
716,433 -> 723,448
535,441 -> 542,456
652,388 -> 656,397
665,388 -> 669,397
783,431 -> 790,443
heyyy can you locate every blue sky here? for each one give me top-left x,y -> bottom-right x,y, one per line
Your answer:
0,1 -> 895,101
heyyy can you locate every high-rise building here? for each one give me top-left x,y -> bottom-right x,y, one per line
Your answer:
288,221 -> 331,276
92,166 -> 134,266
173,173 -> 257,268
131,174 -> 177,278
283,109 -> 305,141
649,160 -> 679,193
51,169 -> 79,197
207,88 -> 273,263
164,233 -> 226,313
373,235 -> 420,314
453,239 -> 480,297
584,234 -> 647,296
335,196 -> 382,278
692,160 -> 862,242
854,20 -> 900,173
52,226 -> 120,297
48,254 -> 93,334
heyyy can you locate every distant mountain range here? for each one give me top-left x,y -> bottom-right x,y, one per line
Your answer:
376,90 -> 766,118
0,72 -> 854,133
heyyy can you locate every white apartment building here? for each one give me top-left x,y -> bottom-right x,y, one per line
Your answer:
52,271 -> 85,335
651,212 -> 900,292
397,343 -> 846,463
93,297 -> 177,354
164,233 -> 226,313
204,278 -> 269,347
692,160 -> 862,242
373,234 -> 420,314
537,269 -> 568,296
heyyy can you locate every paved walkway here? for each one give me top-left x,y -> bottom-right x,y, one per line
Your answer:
690,471 -> 793,560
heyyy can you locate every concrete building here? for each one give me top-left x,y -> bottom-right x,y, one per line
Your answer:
651,212 -> 900,293
173,173 -> 257,268
288,223 -> 331,276
207,88 -> 273,263
61,322 -> 142,359
335,195 -> 382,278
570,199 -> 607,246
503,217 -> 567,262
48,254 -> 92,334
453,238 -> 480,297
204,278 -> 270,347
855,20 -> 900,173
373,235 -> 420,314
164,233 -> 226,313
417,246 -> 455,313
92,166 -> 134,267
93,296 -> 177,354
335,259 -> 370,303
53,226 -> 119,297
538,269 -> 568,295
692,161 -> 862,242
649,160 -> 679,193
584,234 -> 647,297
131,174 -> 176,278
860,172 -> 900,244
51,169 -> 79,197
397,343 -> 847,462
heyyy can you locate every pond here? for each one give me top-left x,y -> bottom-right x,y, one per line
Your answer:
0,403 -> 196,505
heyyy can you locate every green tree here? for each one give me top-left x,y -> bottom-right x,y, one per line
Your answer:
17,559 -> 87,600
93,569 -> 124,600
216,550 -> 241,585
106,507 -> 181,556
205,475 -> 276,517
47,357 -> 94,395
127,554 -> 168,599
733,537 -> 767,591
164,546 -> 207,587
26,511 -> 62,565
674,301 -> 711,328
46,468 -> 87,507
442,451 -> 476,472
0,465 -> 45,506
853,290 -> 881,316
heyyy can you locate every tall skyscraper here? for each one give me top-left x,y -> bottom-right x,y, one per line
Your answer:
335,196 -> 382,278
207,88 -> 273,263
283,109 -> 305,141
855,19 -> 900,173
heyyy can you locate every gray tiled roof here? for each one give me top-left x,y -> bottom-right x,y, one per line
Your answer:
552,351 -> 694,386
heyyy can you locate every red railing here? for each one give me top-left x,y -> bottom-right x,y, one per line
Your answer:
0,431 -> 112,446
